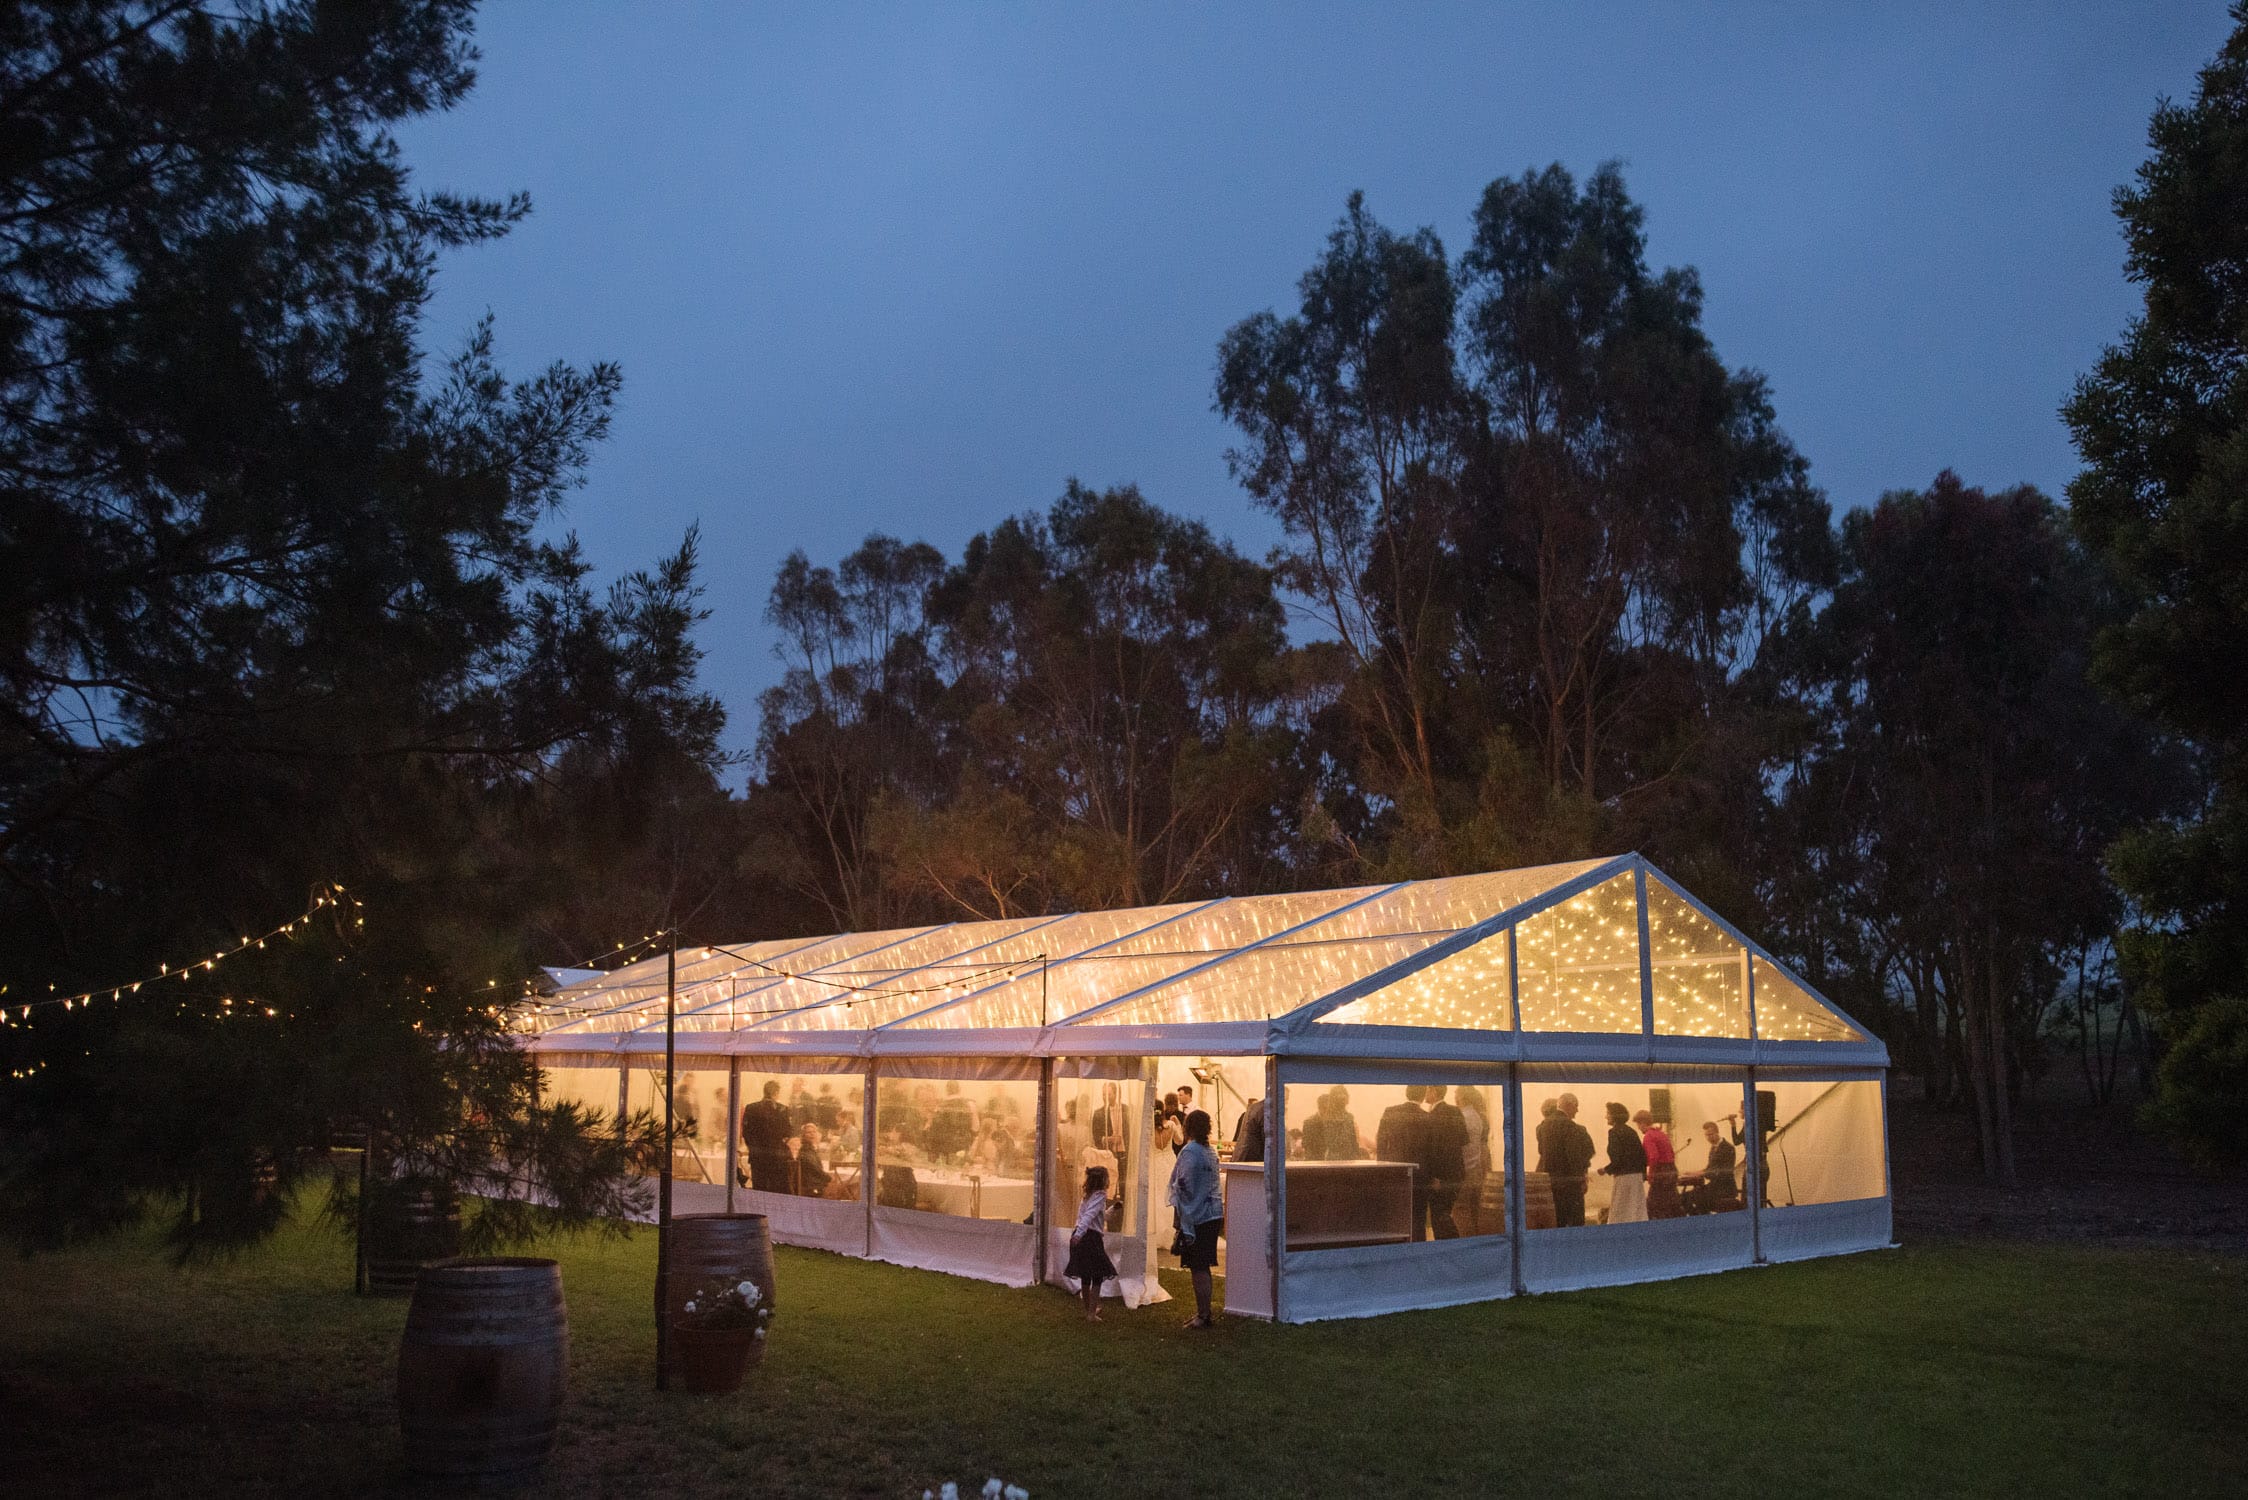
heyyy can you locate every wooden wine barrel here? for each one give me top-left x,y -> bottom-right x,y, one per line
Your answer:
364,1180 -> 462,1296
397,1258 -> 568,1484
1524,1171 -> 1558,1231
658,1214 -> 775,1376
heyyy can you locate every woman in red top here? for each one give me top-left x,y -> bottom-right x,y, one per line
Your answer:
1636,1109 -> 1682,1219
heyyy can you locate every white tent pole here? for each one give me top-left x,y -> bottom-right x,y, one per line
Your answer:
724,1057 -> 740,1213
862,1062 -> 877,1257
1266,1053 -> 1286,1323
1505,1065 -> 1527,1295
1881,1072 -> 1897,1246
1032,1056 -> 1053,1287
1634,862 -> 1656,1062
1746,1071 -> 1764,1264
615,1058 -> 628,1127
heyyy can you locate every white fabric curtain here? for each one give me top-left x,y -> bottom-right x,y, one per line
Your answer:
737,1187 -> 869,1257
1762,1197 -> 1892,1262
1284,1235 -> 1515,1321
870,1207 -> 1038,1286
1519,1214 -> 1755,1294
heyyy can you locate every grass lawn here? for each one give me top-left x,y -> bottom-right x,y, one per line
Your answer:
2,1210 -> 2241,1499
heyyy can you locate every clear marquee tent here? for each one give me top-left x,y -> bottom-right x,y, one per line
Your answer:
520,853 -> 1891,1322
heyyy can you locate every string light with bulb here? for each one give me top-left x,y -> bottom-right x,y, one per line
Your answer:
3,883 -> 357,1027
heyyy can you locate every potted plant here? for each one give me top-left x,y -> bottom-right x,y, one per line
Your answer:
671,1271 -> 773,1393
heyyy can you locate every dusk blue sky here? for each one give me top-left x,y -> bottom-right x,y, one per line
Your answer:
398,3 -> 2233,763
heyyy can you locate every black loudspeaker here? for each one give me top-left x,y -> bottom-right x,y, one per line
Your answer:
1756,1089 -> 1777,1133
1649,1087 -> 1672,1126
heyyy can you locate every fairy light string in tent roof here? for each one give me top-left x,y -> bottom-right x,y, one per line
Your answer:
3,882 -> 360,1026
512,938 -> 1050,1037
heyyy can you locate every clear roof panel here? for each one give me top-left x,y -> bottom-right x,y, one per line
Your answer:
1318,930 -> 1514,1029
755,906 -> 1197,1032
1646,877 -> 1751,1039
1514,871 -> 1643,1033
546,927 -> 934,1035
1752,956 -> 1863,1042
1081,864 -> 1601,1028
894,888 -> 1382,1030
537,936 -> 824,1033
665,919 -> 1050,1033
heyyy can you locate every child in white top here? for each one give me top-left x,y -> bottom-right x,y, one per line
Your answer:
1065,1165 -> 1117,1321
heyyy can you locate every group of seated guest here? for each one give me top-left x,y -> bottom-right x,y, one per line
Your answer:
738,1079 -> 860,1197
874,1080 -> 1031,1173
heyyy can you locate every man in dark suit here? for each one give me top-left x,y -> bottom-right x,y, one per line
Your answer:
739,1080 -> 796,1193
1423,1084 -> 1469,1239
1230,1097 -> 1265,1162
1091,1081 -> 1132,1232
1376,1085 -> 1434,1240
1545,1092 -> 1595,1227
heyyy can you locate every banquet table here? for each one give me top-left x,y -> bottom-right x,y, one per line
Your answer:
909,1169 -> 1035,1221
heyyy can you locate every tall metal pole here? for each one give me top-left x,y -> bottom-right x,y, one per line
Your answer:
655,931 -> 676,1390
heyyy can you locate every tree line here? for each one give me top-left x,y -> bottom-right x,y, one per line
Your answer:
2,3 -> 2242,1256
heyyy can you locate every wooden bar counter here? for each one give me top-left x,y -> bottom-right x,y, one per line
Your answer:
1281,1159 -> 1416,1250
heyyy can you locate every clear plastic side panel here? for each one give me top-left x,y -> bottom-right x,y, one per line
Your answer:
1521,1080 -> 1748,1231
872,1071 -> 1040,1220
1755,1079 -> 1886,1207
1281,1074 -> 1510,1247
624,1061 -> 730,1186
1751,957 -> 1864,1042
538,1061 -> 622,1124
734,1066 -> 868,1199
1515,872 -> 1644,1034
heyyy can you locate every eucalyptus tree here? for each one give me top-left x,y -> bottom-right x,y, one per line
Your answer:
2065,3 -> 2248,1163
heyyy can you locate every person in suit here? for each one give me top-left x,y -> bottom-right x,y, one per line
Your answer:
1423,1084 -> 1469,1239
1681,1120 -> 1740,1214
739,1080 -> 796,1193
1545,1093 -> 1595,1227
1230,1097 -> 1265,1162
1377,1085 -> 1435,1240
1091,1081 -> 1132,1232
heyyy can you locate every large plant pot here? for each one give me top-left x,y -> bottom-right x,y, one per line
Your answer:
671,1323 -> 761,1394
398,1257 -> 567,1485
364,1177 -> 462,1296
657,1214 -> 774,1378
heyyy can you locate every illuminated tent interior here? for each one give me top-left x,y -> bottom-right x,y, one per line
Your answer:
521,853 -> 1891,1321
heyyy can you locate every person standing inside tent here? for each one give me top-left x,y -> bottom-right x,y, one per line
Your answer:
1543,1094 -> 1595,1227
1168,1111 -> 1224,1329
1229,1096 -> 1265,1162
1423,1084 -> 1469,1240
1637,1108 -> 1681,1218
740,1080 -> 795,1193
1300,1087 -> 1364,1160
1600,1102 -> 1648,1223
1377,1085 -> 1434,1240
1455,1085 -> 1492,1235
1092,1081 -> 1132,1233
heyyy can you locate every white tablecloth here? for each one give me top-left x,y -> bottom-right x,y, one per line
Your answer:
910,1170 -> 1034,1221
